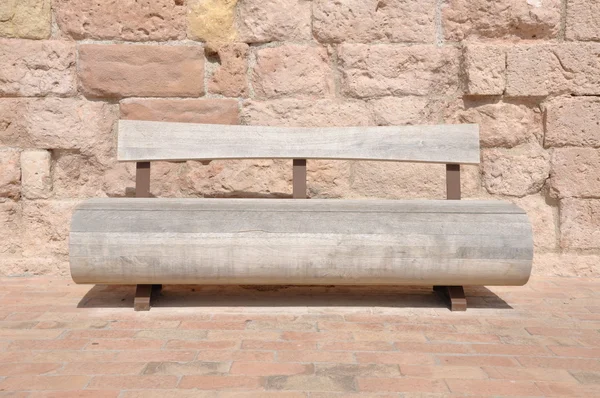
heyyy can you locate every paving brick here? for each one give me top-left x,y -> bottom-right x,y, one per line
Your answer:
195,350 -> 274,362
111,321 -> 181,329
114,350 -> 196,362
242,340 -> 315,351
470,344 -> 551,356
265,375 -> 356,392
27,392 -> 120,398
87,375 -> 178,389
358,377 -> 448,393
277,351 -> 355,364
549,346 -> 600,358
315,363 -> 399,378
178,375 -> 262,390
230,362 -> 312,376
317,322 -> 385,332
0,376 -> 90,390
0,363 -> 62,376
400,365 -> 488,379
356,352 -> 436,365
318,341 -> 394,351
517,356 -> 600,371
85,339 -> 164,350
437,355 -> 520,367
281,331 -> 353,341
536,382 -> 600,397
57,362 -> 147,375
8,339 -> 88,350
164,340 -> 237,350
446,379 -> 542,396
144,361 -> 230,376
483,366 -> 578,382
180,321 -> 247,330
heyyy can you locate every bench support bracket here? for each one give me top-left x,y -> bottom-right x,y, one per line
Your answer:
134,284 -> 162,311
433,285 -> 467,311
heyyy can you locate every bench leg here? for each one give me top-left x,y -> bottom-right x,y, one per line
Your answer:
433,285 -> 467,311
134,284 -> 162,311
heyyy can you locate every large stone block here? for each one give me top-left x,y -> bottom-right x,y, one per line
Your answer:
20,150 -> 51,200
0,202 -> 21,258
0,39 -> 76,97
482,143 -> 550,197
545,97 -> 600,148
508,194 -> 557,250
566,0 -> 600,41
206,43 -> 249,97
251,45 -> 334,99
506,44 -> 600,96
368,97 -> 446,126
560,199 -> 600,250
0,98 -> 119,162
120,99 -> 240,124
463,45 -> 506,96
443,0 -> 561,40
188,0 -> 237,42
22,200 -> 82,258
236,0 -> 312,43
79,44 -> 204,99
0,0 -> 51,39
242,99 -> 372,127
533,253 -> 600,277
449,99 -> 543,148
313,0 -> 435,43
549,148 -> 600,198
54,0 -> 186,41
338,44 -> 460,98
0,148 -> 20,200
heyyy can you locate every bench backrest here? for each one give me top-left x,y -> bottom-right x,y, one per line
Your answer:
117,121 -> 480,165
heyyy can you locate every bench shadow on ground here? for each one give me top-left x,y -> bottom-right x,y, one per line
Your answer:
77,284 -> 512,311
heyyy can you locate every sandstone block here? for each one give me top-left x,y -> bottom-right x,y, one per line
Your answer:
0,0 -> 51,39
549,148 -> 600,198
0,148 -> 20,200
506,44 -> 600,96
242,99 -> 372,127
0,98 -> 119,163
20,150 -> 51,199
560,199 -> 600,250
206,43 -> 249,97
533,253 -> 600,277
236,0 -> 312,43
54,0 -> 186,41
449,99 -> 543,148
79,44 -> 204,99
22,200 -> 82,258
0,202 -> 21,258
120,99 -> 239,124
0,39 -> 76,97
443,0 -> 561,40
508,195 -> 557,250
368,97 -> 443,126
307,160 -> 352,199
463,45 -> 506,95
566,0 -> 600,41
338,44 -> 459,98
313,0 -> 435,43
545,97 -> 600,148
251,45 -> 334,99
188,0 -> 237,42
482,143 -> 550,197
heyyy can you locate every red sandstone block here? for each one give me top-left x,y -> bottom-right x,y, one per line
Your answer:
517,356 -> 600,371
317,321 -> 385,331
56,362 -> 147,375
425,332 -> 501,343
120,99 -> 240,125
114,350 -> 196,362
281,331 -> 353,341
483,366 -> 578,382
8,339 -> 88,350
65,330 -> 137,339
110,320 -> 180,329
165,340 -> 238,350
28,392 -> 119,398
230,362 -> 313,376
395,342 -> 472,354
549,346 -> 600,358
195,350 -> 275,362
400,365 -> 488,379
0,363 -> 62,376
471,344 -> 551,356
180,321 -> 247,330
78,44 -> 204,98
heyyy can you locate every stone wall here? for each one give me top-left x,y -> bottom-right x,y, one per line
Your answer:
0,0 -> 599,277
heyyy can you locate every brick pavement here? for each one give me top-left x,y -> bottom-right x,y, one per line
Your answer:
0,276 -> 598,397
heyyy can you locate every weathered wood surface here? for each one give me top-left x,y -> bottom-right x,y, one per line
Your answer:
70,198 -> 533,286
117,120 -> 480,164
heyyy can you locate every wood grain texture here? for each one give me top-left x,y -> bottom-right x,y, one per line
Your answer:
117,120 -> 481,164
69,198 -> 533,286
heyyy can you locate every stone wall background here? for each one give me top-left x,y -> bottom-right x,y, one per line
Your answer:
0,0 -> 599,277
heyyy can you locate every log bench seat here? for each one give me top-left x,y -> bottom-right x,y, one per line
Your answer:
69,121 -> 533,311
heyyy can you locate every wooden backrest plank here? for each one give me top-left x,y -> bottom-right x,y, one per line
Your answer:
118,120 -> 480,164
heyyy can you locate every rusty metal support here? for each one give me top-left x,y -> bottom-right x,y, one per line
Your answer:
136,162 -> 151,198
293,159 -> 307,199
433,285 -> 467,311
446,164 -> 460,200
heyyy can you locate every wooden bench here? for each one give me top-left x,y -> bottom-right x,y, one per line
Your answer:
69,121 -> 533,311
